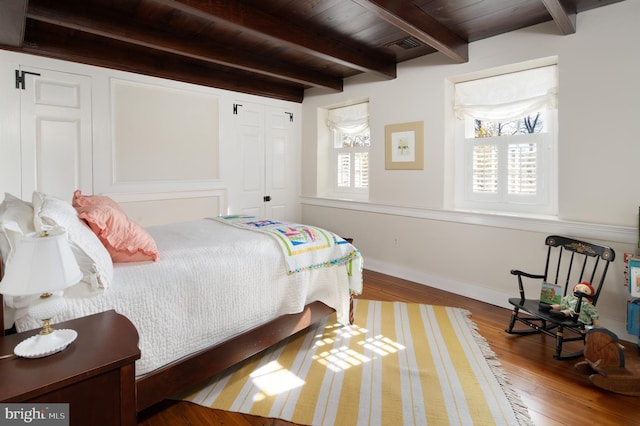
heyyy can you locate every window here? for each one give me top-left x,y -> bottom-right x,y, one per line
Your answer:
454,65 -> 558,215
327,103 -> 369,198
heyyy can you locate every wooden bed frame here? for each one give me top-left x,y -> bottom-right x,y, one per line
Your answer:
135,300 -> 336,411
1,287 -> 348,414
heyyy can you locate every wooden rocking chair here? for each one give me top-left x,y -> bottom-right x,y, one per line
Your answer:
505,235 -> 615,360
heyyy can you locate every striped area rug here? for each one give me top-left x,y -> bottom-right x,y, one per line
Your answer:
177,300 -> 533,425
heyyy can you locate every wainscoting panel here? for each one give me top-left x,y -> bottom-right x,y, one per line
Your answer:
108,190 -> 227,227
111,79 -> 220,184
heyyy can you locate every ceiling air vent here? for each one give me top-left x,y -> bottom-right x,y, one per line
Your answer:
389,36 -> 422,50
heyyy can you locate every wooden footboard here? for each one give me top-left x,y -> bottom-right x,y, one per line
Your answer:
135,301 -> 336,412
1,291 -> 351,413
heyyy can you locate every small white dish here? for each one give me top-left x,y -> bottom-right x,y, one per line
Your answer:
14,329 -> 78,358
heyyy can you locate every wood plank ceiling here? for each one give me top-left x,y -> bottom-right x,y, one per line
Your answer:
0,0 -> 624,103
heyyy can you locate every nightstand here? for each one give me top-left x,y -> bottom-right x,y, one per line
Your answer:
0,310 -> 140,426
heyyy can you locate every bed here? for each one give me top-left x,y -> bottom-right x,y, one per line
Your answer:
0,192 -> 362,412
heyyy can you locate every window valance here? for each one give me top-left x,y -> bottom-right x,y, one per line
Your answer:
454,65 -> 558,121
327,102 -> 369,134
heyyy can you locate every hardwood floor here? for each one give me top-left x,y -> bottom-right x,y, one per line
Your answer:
138,269 -> 640,425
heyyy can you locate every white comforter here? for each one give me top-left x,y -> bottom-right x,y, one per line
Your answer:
15,219 -> 356,376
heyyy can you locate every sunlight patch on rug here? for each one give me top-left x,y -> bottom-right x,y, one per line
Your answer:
176,300 -> 533,425
249,360 -> 305,398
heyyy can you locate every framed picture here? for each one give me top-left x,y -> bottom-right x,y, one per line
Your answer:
385,121 -> 424,170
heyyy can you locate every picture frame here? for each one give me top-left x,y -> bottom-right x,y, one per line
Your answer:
385,121 -> 424,170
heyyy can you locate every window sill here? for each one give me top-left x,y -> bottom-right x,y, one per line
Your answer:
320,193 -> 369,203
300,196 -> 635,245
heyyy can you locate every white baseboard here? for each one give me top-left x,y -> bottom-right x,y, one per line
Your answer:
364,257 -> 635,344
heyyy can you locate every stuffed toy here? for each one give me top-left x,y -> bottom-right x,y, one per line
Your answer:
540,281 -> 600,326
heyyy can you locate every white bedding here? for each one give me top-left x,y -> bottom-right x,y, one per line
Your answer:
15,219 -> 357,377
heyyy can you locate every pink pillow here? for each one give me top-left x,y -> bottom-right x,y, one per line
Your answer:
73,191 -> 159,263
73,189 -> 120,209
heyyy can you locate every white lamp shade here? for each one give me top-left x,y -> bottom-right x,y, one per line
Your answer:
0,227 -> 82,296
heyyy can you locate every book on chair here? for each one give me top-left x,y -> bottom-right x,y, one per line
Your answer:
629,257 -> 640,298
540,281 -> 562,305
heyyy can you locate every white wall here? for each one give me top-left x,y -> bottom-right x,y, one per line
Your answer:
0,50 -> 301,224
300,1 -> 640,341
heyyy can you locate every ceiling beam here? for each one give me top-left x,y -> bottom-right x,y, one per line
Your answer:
26,2 -> 344,91
21,21 -> 305,103
157,0 -> 397,79
0,0 -> 28,47
541,0 -> 577,34
352,0 -> 468,63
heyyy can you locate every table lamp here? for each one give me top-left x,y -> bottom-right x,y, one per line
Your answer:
0,227 -> 82,358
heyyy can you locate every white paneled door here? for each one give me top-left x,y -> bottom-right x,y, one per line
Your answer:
19,67 -> 92,203
234,101 -> 299,222
235,102 -> 264,218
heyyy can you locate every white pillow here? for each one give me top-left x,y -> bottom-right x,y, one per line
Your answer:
0,193 -> 35,265
32,191 -> 114,290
